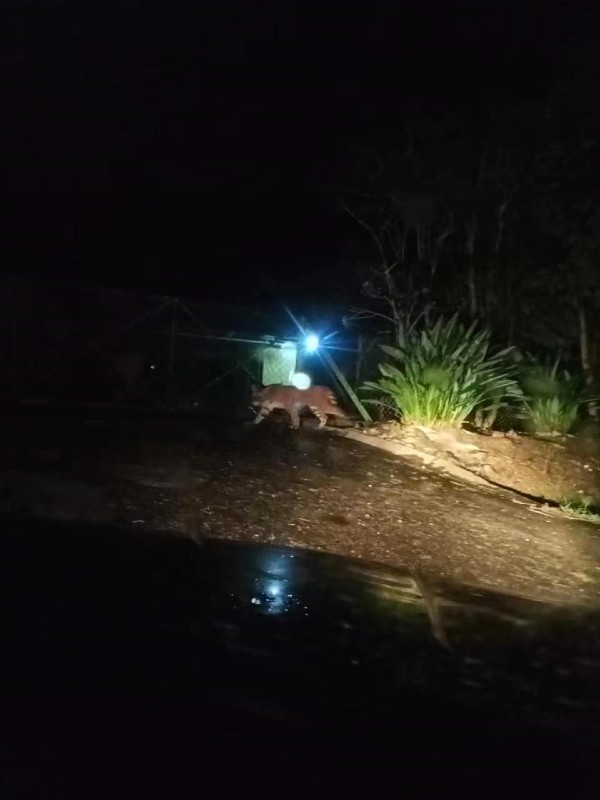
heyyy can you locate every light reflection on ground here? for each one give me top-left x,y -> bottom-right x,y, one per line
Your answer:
250,553 -> 300,614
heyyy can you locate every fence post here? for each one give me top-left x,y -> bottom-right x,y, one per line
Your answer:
320,349 -> 371,423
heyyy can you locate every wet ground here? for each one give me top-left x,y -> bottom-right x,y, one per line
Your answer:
5,514 -> 600,798
2,409 -> 600,606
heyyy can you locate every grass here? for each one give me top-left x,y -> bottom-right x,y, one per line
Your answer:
559,495 -> 600,524
523,397 -> 579,436
520,361 -> 593,435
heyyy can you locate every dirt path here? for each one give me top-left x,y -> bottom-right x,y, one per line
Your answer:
2,416 -> 600,605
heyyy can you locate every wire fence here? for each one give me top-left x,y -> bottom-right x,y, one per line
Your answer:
0,277 -> 370,417
0,278 -> 274,412
4,278 -> 529,428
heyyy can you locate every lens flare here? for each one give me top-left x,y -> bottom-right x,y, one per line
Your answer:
305,334 -> 319,353
291,372 -> 311,390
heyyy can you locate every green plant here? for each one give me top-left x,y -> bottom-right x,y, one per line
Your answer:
362,315 -> 522,428
520,361 -> 593,434
522,397 -> 579,435
559,495 -> 600,523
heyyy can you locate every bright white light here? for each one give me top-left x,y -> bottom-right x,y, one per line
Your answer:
305,334 -> 319,353
291,372 -> 311,390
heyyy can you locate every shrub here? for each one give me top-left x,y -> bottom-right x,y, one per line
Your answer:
522,397 -> 579,435
520,361 -> 593,435
559,495 -> 600,523
362,315 -> 522,428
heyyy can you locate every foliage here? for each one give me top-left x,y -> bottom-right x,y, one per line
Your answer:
559,495 -> 600,524
340,109 -> 600,392
520,361 -> 593,434
362,315 -> 522,428
522,397 -> 579,436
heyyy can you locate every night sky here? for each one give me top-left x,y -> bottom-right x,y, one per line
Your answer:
2,0 -> 597,304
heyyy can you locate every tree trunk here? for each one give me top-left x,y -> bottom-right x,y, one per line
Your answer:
506,277 -> 515,346
579,304 -> 598,420
467,263 -> 477,319
465,215 -> 478,318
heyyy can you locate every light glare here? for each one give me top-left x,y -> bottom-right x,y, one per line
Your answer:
305,334 -> 319,352
291,372 -> 311,390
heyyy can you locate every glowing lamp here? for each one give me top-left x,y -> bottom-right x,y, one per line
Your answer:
305,333 -> 319,353
291,372 -> 311,390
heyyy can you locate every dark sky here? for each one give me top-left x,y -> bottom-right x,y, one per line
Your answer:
1,0 -> 598,303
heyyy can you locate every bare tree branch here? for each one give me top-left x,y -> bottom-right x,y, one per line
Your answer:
347,308 -> 397,325
342,206 -> 387,265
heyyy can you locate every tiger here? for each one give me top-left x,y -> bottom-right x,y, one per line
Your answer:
251,384 -> 347,429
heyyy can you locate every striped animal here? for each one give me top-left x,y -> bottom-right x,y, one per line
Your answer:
251,384 -> 346,429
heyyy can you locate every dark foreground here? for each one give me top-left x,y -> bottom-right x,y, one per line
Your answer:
1,406 -> 599,605
2,514 -> 600,798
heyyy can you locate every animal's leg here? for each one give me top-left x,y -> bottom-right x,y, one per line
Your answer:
289,406 -> 301,429
253,404 -> 269,424
311,407 -> 328,428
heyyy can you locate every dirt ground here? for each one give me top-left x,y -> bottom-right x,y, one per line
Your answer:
1,409 -> 600,606
363,421 -> 600,507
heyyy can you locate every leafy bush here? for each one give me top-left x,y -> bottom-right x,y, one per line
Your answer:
520,361 -> 593,435
363,315 -> 522,428
522,397 -> 579,435
559,495 -> 600,523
